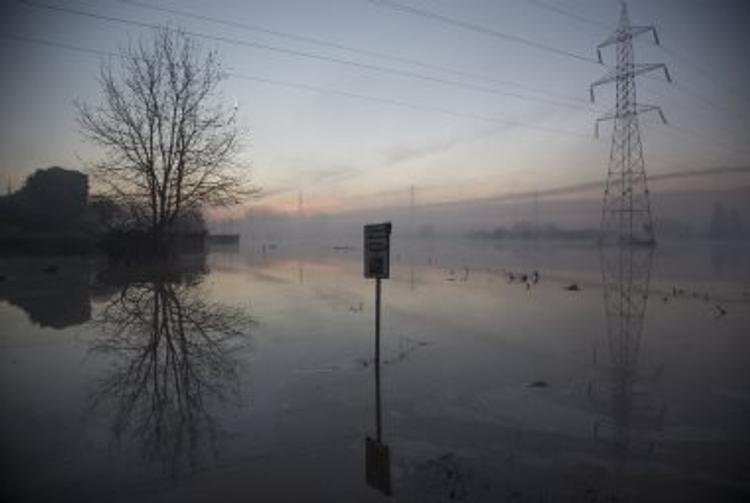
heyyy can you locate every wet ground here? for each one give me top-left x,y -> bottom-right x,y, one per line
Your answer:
1,238 -> 749,502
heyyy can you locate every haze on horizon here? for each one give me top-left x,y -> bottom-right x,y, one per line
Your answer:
1,0 -> 749,221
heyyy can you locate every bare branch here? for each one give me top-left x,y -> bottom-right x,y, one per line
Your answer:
77,28 -> 254,235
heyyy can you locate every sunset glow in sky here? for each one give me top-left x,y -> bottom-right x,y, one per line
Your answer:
1,0 -> 749,216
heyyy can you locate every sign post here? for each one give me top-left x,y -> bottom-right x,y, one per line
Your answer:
364,222 -> 391,401
364,222 -> 392,496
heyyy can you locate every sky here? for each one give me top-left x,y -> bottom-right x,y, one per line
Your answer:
1,0 -> 749,218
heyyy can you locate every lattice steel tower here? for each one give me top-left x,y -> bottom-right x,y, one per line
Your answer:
591,2 -> 671,246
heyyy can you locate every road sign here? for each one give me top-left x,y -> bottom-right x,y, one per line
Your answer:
364,222 -> 392,495
364,222 -> 391,279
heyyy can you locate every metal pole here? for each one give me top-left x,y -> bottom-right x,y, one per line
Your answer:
375,277 -> 382,442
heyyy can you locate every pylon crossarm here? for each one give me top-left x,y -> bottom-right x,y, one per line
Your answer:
596,25 -> 656,59
628,25 -> 659,44
632,63 -> 671,82
594,111 -> 617,138
592,64 -> 671,101
590,69 -> 618,102
635,104 -> 668,124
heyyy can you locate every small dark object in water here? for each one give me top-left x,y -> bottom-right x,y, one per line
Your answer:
42,265 -> 59,274
563,282 -> 580,291
527,380 -> 548,388
0,275 -> 5,281
662,296 -> 669,303
714,305 -> 727,319
532,270 -> 539,283
207,233 -> 240,245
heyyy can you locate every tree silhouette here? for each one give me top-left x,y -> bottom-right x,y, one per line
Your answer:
77,28 -> 256,237
89,276 -> 254,473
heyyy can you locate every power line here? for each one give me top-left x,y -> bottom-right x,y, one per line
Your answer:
518,0 -> 748,107
367,0 -> 748,133
25,0 -> 748,144
1,32 -> 117,58
7,29 -> 746,166
230,72 -> 592,137
120,0 -> 589,106
7,32 -> 746,210
371,164 -> 750,210
519,0 -> 611,30
9,2 -> 748,163
366,0 -> 601,65
0,31 -> 594,138
18,0 -> 595,113
124,0 -> 746,158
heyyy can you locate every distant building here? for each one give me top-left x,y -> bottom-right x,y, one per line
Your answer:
0,166 -> 89,232
21,166 -> 88,213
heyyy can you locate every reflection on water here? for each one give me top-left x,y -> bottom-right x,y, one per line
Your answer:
1,240 -> 749,502
89,267 -> 254,474
0,259 -> 100,328
365,291 -> 392,496
591,244 -> 664,496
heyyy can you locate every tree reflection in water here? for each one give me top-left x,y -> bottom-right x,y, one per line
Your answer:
89,274 -> 254,474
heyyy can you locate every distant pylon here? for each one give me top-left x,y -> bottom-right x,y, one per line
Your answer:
591,1 -> 671,246
409,184 -> 415,235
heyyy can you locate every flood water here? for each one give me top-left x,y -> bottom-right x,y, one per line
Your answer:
1,238 -> 749,502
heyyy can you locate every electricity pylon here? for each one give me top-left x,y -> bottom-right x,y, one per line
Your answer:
591,1 -> 671,246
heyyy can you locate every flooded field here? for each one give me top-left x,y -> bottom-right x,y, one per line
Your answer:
1,238 -> 750,502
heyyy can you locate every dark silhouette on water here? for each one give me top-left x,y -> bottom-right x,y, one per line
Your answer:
365,301 -> 392,496
0,259 -> 111,329
88,269 -> 254,474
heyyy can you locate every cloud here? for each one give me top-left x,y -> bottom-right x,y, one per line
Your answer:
379,119 -> 540,168
253,157 -> 367,201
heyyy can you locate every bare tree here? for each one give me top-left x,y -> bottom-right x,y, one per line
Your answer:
77,28 -> 255,237
89,275 -> 254,473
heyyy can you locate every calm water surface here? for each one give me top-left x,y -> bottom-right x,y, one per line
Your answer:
1,238 -> 749,502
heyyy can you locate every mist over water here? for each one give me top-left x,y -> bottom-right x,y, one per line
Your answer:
2,0 -> 750,500
1,238 -> 749,502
